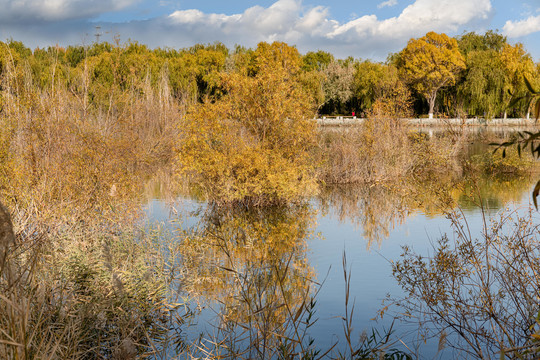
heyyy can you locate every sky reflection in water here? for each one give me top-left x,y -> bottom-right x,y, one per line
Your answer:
144,158 -> 538,358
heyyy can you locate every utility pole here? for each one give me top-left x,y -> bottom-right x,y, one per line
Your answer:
95,26 -> 102,43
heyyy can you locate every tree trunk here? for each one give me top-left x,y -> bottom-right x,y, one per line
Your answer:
428,91 -> 437,119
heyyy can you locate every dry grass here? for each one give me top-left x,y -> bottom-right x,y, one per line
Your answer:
0,44 -> 186,359
317,118 -> 413,184
317,115 -> 463,186
0,204 -> 188,359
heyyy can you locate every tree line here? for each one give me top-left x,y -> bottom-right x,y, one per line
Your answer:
1,30 -> 537,119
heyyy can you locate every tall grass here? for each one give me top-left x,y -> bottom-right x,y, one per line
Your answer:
0,43 -> 186,358
317,116 -> 463,185
0,212 -> 181,359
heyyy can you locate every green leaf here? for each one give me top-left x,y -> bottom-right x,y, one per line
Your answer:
534,100 -> 540,121
534,144 -> 540,158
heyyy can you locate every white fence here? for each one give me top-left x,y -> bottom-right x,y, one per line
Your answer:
315,117 -> 539,127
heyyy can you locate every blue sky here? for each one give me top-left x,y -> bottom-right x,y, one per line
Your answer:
1,0 -> 540,61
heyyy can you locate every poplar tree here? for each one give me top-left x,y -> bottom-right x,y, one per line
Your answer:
398,32 -> 465,119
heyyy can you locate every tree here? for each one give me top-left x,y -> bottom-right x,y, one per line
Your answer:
458,30 -> 506,54
458,50 -> 506,118
321,59 -> 355,113
354,61 -> 404,114
301,50 -> 333,72
179,41 -> 318,206
454,31 -> 507,118
500,43 -> 535,118
398,32 -> 465,119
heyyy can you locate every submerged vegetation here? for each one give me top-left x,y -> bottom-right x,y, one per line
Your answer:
0,31 -> 539,359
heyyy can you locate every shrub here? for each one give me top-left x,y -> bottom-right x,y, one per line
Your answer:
179,42 -> 319,207
391,207 -> 540,358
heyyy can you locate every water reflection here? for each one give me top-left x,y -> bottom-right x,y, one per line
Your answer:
317,184 -> 412,249
316,172 -> 536,247
145,131 -> 540,358
456,175 -> 535,210
178,204 -> 319,358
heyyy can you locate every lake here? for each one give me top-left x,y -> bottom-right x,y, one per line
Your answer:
144,133 -> 539,359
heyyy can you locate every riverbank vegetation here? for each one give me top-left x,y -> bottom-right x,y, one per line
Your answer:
0,31 -> 539,359
391,207 -> 540,359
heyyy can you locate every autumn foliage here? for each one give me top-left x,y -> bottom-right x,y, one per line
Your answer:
398,32 -> 466,118
179,42 -> 319,206
0,30 -> 539,359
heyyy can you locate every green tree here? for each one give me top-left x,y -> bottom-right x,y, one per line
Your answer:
458,30 -> 506,54
454,31 -> 507,118
301,50 -> 333,72
398,32 -> 466,119
354,61 -> 404,114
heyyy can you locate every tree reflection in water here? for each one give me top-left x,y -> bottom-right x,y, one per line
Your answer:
171,161 -> 537,357
178,203 -> 320,358
316,172 -> 536,248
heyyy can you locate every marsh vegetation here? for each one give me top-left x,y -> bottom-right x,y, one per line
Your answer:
0,32 -> 539,359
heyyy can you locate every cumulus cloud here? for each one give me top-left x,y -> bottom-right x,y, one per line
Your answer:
0,0 -> 138,23
0,0 -> 494,59
503,14 -> 540,37
328,0 -> 492,40
163,0 -> 492,58
378,0 -> 398,9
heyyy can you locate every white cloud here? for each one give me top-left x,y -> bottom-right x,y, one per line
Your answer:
164,0 -> 492,58
0,0 -> 138,22
378,0 -> 398,9
0,0 -> 494,60
328,0 -> 492,41
169,0 -> 300,37
503,14 -> 540,37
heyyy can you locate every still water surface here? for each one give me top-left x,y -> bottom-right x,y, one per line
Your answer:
144,146 -> 538,358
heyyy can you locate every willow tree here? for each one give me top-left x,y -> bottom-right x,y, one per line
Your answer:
354,60 -> 404,113
453,31 -> 506,118
179,42 -> 318,206
500,43 -> 535,118
398,32 -> 465,119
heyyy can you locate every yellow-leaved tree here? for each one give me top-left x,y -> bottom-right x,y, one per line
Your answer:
398,32 -> 465,119
500,43 -> 535,118
179,42 -> 318,206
